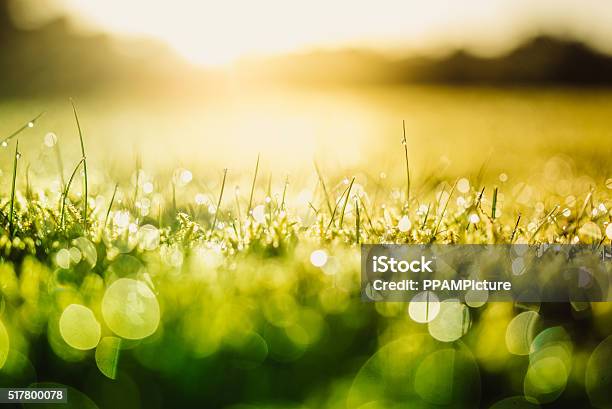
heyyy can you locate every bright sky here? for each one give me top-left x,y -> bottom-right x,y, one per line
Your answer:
40,0 -> 612,66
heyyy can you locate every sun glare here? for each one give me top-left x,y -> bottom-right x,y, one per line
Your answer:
48,0 -> 612,66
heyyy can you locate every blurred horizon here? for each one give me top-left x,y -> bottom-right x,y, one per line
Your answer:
13,0 -> 612,64
3,0 -> 612,97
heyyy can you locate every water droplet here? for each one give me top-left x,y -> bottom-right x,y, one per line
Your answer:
310,250 -> 328,267
142,182 -> 154,194
397,215 -> 411,232
252,205 -> 266,223
44,132 -> 58,147
195,193 -> 206,205
457,178 -> 470,193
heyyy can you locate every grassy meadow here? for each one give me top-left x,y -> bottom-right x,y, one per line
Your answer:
0,86 -> 611,408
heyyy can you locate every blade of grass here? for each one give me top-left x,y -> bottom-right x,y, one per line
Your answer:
314,161 -> 333,215
104,183 -> 119,230
211,169 -> 228,233
234,186 -> 242,229
8,139 -> 19,235
281,176 -> 289,211
266,173 -> 272,223
431,179 -> 458,240
358,195 -> 375,234
60,158 -> 85,230
71,100 -> 88,228
421,203 -> 431,229
355,197 -> 360,244
325,179 -> 353,234
491,187 -> 498,220
529,205 -> 560,243
339,177 -> 355,229
247,154 -> 260,216
402,120 -> 411,207
1,112 -> 45,146
510,212 -> 521,243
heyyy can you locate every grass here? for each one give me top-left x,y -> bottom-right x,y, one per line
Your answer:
8,139 -> 18,236
71,100 -> 88,228
0,107 -> 611,408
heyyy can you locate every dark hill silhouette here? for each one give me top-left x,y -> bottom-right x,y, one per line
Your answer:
0,0 -> 206,96
395,36 -> 612,85
2,0 -> 612,95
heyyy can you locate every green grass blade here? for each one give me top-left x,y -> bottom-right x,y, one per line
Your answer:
491,187 -> 498,220
211,169 -> 228,233
355,197 -> 360,244
60,158 -> 85,230
325,178 -> 353,233
247,154 -> 260,216
71,100 -> 88,229
314,161 -> 333,215
8,139 -> 19,236
339,177 -> 355,229
402,120 -> 411,207
1,112 -> 45,146
104,183 -> 119,230
510,212 -> 521,243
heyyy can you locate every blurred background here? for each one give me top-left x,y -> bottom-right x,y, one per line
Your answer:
0,0 -> 611,182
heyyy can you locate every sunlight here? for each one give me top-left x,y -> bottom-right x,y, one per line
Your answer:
44,0 -> 612,66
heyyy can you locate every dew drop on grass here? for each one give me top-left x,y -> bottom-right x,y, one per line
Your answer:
195,193 -> 206,205
27,121 -> 34,128
0,319 -> 9,370
428,300 -> 470,342
408,291 -> 440,323
44,132 -> 57,147
102,278 -> 160,340
1,141 -> 7,148
506,311 -> 540,355
95,336 -> 122,380
310,250 -> 327,267
59,304 -> 101,350
138,224 -> 160,251
585,335 -> 612,409
457,178 -> 470,193
397,215 -> 411,232
252,205 -> 266,223
143,181 -> 154,194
